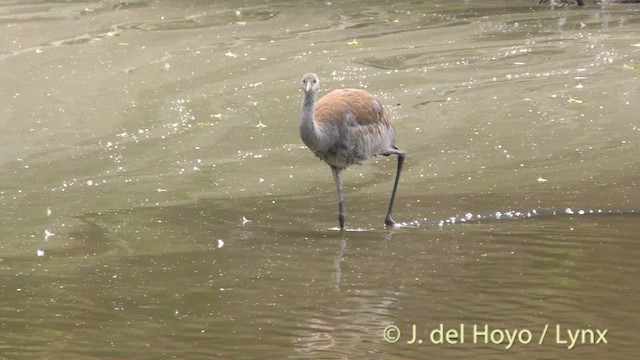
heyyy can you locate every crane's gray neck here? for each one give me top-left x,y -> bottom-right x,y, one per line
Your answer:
300,91 -> 319,149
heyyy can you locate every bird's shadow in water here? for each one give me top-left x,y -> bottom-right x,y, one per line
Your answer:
332,233 -> 347,292
329,224 -> 407,291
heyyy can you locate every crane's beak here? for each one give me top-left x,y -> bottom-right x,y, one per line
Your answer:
305,81 -> 312,92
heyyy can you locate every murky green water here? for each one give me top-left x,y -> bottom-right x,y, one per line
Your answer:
1,0 -> 639,358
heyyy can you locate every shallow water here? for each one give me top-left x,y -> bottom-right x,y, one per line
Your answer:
1,0 -> 639,358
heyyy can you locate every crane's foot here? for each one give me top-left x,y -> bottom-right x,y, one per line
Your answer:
338,213 -> 345,230
384,214 -> 396,227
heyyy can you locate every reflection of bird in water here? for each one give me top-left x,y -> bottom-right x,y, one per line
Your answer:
299,73 -> 405,230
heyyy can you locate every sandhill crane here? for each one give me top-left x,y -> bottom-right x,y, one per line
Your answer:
299,73 -> 405,229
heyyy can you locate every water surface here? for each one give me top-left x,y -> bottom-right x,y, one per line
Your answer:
0,0 -> 639,358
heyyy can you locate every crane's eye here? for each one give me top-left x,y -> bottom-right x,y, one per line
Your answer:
313,79 -> 317,84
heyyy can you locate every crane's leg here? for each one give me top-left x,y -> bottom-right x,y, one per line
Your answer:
384,148 -> 405,226
330,165 -> 346,230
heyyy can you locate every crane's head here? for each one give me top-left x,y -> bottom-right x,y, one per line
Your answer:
301,73 -> 320,94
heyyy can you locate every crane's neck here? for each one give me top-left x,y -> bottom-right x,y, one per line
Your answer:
300,91 -> 319,149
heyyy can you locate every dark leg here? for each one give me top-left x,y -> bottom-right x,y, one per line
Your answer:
384,149 -> 405,226
330,165 -> 346,230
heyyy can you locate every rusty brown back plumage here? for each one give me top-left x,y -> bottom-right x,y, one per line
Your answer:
315,89 -> 390,127
312,89 -> 396,167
